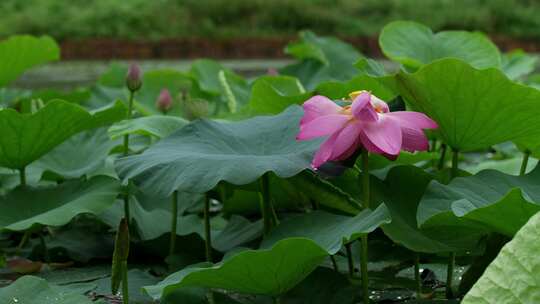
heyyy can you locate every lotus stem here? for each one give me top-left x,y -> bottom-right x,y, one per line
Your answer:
345,243 -> 355,277
39,232 -> 49,263
123,90 -> 135,156
259,173 -> 276,236
16,231 -> 31,255
446,252 -> 456,299
415,254 -> 422,297
520,150 -> 531,176
330,255 -> 339,272
451,149 -> 459,178
123,195 -> 131,226
446,149 -> 459,299
169,191 -> 178,256
204,193 -> 213,262
19,166 -> 26,187
204,194 -> 214,304
360,149 -> 370,304
437,144 -> 447,170
121,260 -> 129,304
122,90 -> 135,226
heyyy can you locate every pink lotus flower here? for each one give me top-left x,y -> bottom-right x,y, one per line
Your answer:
296,91 -> 438,169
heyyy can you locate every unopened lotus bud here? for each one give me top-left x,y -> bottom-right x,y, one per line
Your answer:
126,63 -> 142,92
183,98 -> 209,120
267,68 -> 279,75
156,89 -> 173,114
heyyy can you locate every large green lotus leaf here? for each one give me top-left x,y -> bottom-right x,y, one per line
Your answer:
373,165 -> 483,253
281,31 -> 362,90
0,35 -> 60,87
0,100 -> 126,169
0,176 -> 120,231
33,128 -> 116,179
462,211 -> 540,304
418,166 -> 540,237
108,116 -> 188,140
0,276 -> 93,304
116,106 -> 321,196
248,75 -> 311,115
261,204 -> 391,254
379,21 -> 500,70
396,59 -> 540,152
143,238 -> 328,298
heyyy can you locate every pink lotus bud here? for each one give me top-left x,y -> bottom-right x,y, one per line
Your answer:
267,68 -> 279,76
126,63 -> 142,92
156,89 -> 173,113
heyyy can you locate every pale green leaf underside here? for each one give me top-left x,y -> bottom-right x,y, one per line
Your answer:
463,211 -> 540,304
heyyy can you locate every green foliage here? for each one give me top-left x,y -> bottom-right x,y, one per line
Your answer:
2,22 -> 540,304
2,0 -> 540,40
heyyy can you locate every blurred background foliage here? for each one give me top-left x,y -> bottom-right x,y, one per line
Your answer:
1,0 -> 540,41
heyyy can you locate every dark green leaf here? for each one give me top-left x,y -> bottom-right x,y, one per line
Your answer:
0,176 -> 121,231
418,166 -> 540,237
143,238 -> 329,298
0,275 -> 92,304
261,204 -> 391,254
